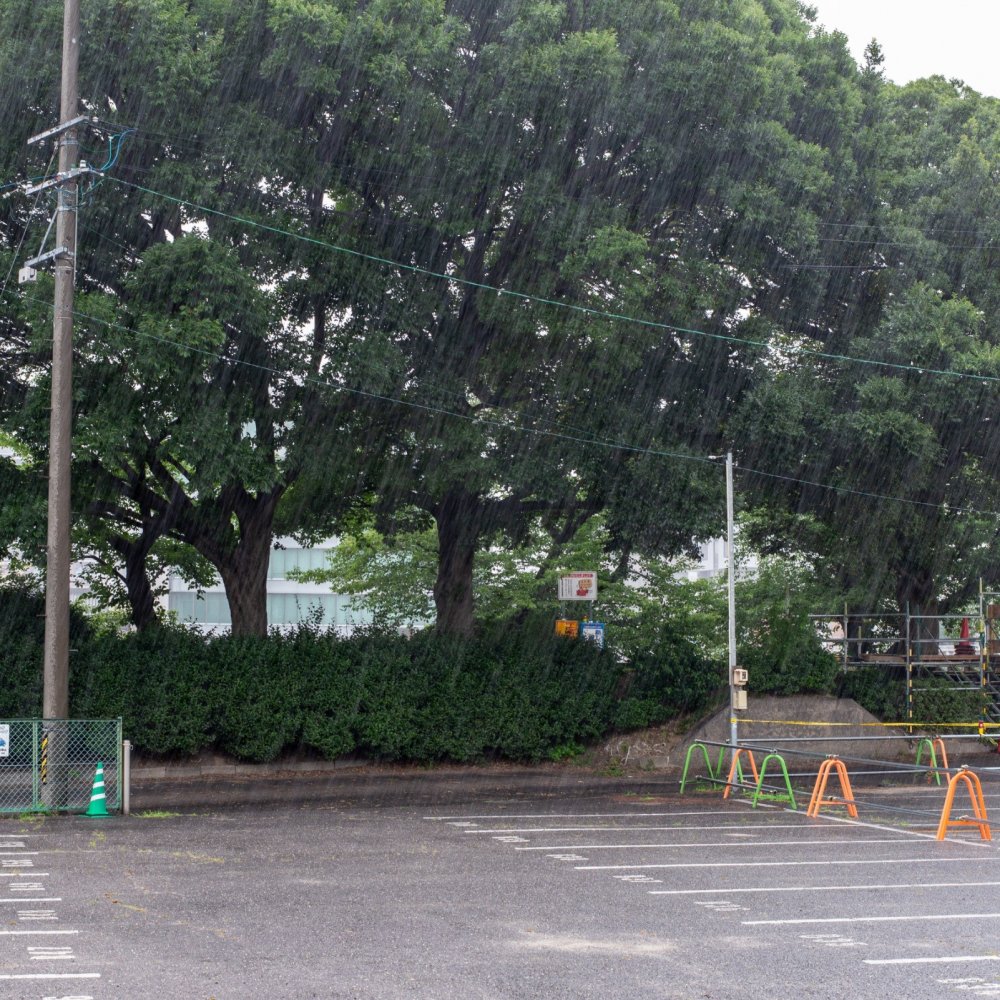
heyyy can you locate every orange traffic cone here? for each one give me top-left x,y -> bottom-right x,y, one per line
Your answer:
956,617 -> 976,657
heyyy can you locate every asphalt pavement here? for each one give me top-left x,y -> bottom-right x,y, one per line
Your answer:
2,759 -> 1000,999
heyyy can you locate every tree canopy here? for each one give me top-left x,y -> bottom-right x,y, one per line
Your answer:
1,0 -> 1000,637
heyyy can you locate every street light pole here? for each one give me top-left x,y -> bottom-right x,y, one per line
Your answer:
42,0 -> 80,721
726,451 -> 738,753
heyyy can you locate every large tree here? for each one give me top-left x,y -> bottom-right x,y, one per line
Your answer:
735,74 -> 1000,623
0,0 -> 909,638
263,0 -> 879,634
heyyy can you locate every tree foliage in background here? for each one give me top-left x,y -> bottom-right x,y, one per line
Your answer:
2,0 -> 1000,652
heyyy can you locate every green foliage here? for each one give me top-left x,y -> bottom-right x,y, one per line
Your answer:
292,519 -> 437,630
838,666 -> 905,721
0,589 -> 91,717
833,667 -> 982,730
910,677 -> 984,729
548,742 -> 585,762
59,617 -> 628,762
620,624 -> 727,726
209,636 -> 304,762
738,558 -> 839,696
72,628 -> 213,755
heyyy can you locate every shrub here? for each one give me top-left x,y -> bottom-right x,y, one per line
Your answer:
623,623 -> 726,723
910,676 -> 983,729
73,627 -> 212,755
837,665 -> 905,720
210,633 -> 306,762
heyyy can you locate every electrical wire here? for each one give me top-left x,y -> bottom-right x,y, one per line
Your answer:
0,150 -> 57,302
103,176 -> 1000,389
9,285 -> 1000,522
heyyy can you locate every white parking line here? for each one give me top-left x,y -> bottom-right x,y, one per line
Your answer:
464,823 -> 809,834
0,897 -> 61,903
865,956 -> 1000,966
29,947 -> 75,960
650,880 -> 1000,895
0,973 -> 100,980
517,837 -> 916,851
576,856 -> 999,871
424,810 -> 760,820
0,931 -> 78,936
745,913 -> 1000,926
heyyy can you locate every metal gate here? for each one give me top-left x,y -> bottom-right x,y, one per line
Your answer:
0,719 -> 122,814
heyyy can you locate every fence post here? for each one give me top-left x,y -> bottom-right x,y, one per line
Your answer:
122,738 -> 131,816
30,720 -> 39,810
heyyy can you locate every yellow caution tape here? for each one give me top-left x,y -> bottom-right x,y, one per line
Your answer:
730,717 -> 1000,729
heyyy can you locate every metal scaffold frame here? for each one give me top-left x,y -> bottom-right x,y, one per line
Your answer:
811,580 -> 1000,735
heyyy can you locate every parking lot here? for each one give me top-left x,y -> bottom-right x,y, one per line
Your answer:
0,765 -> 999,998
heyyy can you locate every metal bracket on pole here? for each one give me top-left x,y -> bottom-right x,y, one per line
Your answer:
27,114 -> 93,146
24,163 -> 100,196
24,246 -> 72,269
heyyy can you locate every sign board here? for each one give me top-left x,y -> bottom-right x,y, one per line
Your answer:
555,619 -> 579,638
0,724 -> 8,757
580,621 -> 605,649
558,572 -> 597,601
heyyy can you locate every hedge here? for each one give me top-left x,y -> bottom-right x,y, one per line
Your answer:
0,588 -> 870,764
61,619 -> 629,763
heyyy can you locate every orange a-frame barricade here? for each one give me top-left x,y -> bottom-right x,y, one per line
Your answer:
722,748 -> 760,800
806,756 -> 858,818
936,767 -> 991,841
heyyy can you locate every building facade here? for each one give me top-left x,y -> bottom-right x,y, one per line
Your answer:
166,539 -> 369,634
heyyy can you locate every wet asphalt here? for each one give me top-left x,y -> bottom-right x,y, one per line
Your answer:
2,762 -> 1000,999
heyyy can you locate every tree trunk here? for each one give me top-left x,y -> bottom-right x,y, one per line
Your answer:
214,492 -> 281,637
110,526 -> 164,632
433,489 -> 479,637
897,569 -> 939,658
220,557 -> 270,636
123,543 -> 158,632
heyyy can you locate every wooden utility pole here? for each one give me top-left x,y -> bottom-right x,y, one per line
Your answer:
41,0 -> 81,720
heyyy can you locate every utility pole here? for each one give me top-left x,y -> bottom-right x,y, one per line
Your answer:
726,451 -> 738,752
41,0 -> 81,720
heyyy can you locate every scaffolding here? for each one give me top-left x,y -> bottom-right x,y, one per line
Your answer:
812,581 -> 1000,732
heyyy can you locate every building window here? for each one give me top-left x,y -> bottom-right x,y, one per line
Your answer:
169,592 -> 232,624
267,547 -> 331,581
168,589 -> 370,630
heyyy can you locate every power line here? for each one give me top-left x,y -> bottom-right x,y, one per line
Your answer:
7,175 -> 1000,518
103,176 -> 1000,389
11,287 -> 1000,523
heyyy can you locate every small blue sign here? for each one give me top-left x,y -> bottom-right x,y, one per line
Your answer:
580,621 -> 605,649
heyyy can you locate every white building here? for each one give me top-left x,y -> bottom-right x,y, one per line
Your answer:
166,538 -> 369,634
676,537 -> 757,582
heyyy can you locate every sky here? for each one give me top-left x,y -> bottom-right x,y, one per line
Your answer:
808,1 -> 1000,97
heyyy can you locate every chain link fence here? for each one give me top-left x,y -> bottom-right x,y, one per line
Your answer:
0,719 -> 122,814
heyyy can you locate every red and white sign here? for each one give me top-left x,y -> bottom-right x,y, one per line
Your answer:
558,572 -> 597,601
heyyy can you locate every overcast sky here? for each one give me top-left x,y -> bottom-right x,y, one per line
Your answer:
808,1 -> 1000,97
